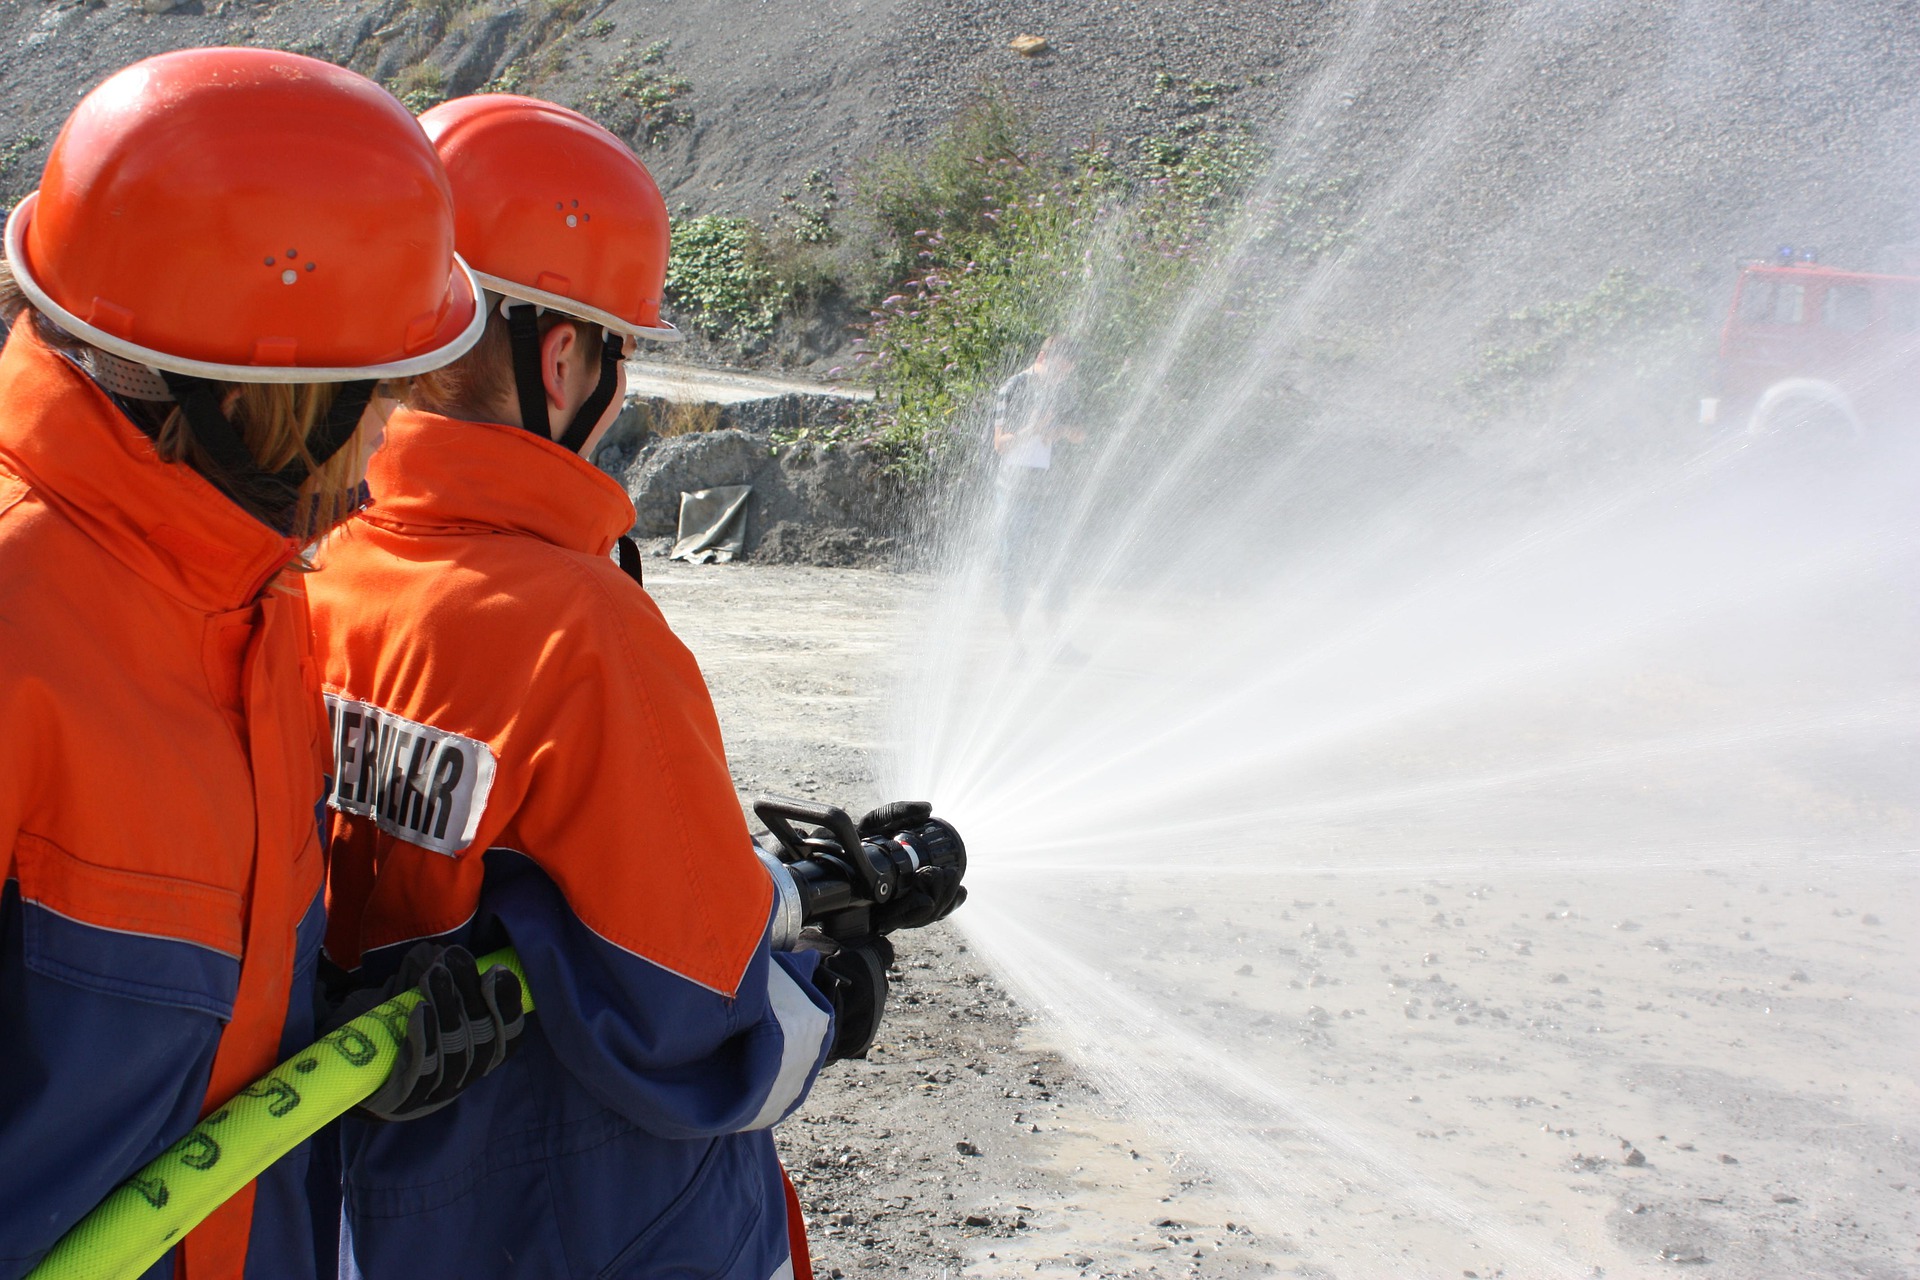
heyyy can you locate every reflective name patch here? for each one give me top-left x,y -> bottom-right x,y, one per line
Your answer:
324,693 -> 498,857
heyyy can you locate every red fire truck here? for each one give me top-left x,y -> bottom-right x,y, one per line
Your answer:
1702,251 -> 1920,434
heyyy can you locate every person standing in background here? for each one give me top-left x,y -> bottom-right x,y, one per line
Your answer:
992,335 -> 1088,662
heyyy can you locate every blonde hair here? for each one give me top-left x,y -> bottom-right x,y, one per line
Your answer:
1,260 -> 369,541
151,382 -> 368,541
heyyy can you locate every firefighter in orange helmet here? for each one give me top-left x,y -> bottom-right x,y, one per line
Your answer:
307,96 -> 921,1280
0,49 -> 522,1280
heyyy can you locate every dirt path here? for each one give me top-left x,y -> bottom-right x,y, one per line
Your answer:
645,561 -> 1276,1279
623,360 -> 874,407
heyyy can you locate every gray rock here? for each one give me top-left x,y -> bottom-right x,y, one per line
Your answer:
618,429 -> 770,537
607,428 -> 902,563
1659,1245 -> 1709,1265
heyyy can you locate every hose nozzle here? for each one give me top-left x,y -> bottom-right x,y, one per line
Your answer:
752,796 -> 967,948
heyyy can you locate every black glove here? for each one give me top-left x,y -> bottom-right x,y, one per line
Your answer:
858,801 -> 968,934
856,801 -> 933,839
800,931 -> 892,1062
323,944 -> 525,1121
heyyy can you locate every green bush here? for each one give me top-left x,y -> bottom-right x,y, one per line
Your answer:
582,42 -> 692,145
1464,268 -> 1701,415
664,172 -> 864,349
851,95 -> 1278,462
480,61 -> 528,94
0,134 -> 41,179
861,93 -> 1064,282
388,62 -> 447,114
656,92 -> 1342,472
664,215 -> 784,338
851,107 -> 1082,453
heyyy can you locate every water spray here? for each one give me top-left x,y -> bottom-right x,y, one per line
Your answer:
881,3 -> 1920,1273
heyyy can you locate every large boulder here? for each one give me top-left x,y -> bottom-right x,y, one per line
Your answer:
607,429 -> 901,563
614,429 -> 770,536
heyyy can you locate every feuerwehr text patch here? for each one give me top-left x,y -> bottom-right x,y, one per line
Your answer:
324,693 -> 498,857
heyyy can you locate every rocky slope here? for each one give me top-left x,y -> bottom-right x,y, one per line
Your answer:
5,0 -> 1918,287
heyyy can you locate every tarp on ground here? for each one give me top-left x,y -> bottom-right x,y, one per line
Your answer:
672,485 -> 751,563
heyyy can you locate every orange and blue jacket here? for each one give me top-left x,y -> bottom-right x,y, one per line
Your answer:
0,321 -> 330,1280
309,409 -> 832,1280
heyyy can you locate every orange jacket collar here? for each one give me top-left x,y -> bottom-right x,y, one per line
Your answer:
0,321 -> 301,611
364,409 -> 635,556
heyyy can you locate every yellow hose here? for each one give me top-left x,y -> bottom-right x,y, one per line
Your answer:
25,948 -> 529,1280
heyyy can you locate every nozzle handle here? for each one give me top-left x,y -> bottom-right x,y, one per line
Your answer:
752,796 -> 888,902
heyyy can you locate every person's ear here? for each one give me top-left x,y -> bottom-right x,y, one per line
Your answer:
538,322 -> 581,420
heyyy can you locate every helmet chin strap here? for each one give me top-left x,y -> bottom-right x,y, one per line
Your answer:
504,301 -> 622,456
158,370 -> 375,529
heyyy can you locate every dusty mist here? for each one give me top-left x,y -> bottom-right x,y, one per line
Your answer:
878,3 -> 1920,1277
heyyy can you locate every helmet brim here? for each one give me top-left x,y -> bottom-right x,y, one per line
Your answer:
472,268 -> 682,343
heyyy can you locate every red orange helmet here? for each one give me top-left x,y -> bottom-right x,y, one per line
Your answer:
418,94 -> 678,342
4,47 -> 483,382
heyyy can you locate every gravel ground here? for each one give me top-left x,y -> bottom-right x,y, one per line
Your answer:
644,559 -> 1280,1280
